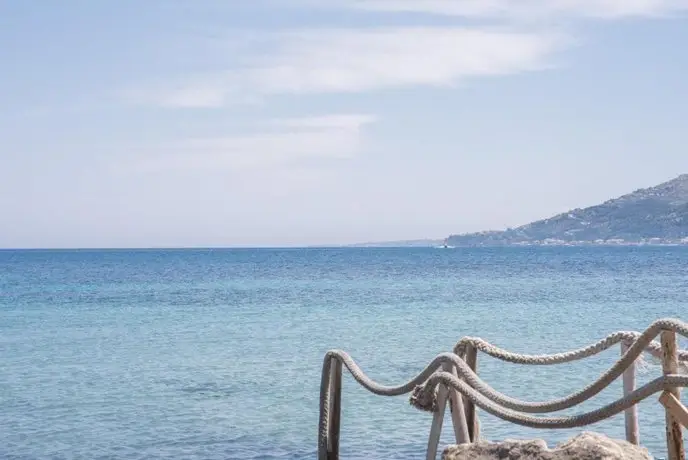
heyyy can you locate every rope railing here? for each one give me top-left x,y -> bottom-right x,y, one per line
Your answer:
318,318 -> 688,460
453,331 -> 688,365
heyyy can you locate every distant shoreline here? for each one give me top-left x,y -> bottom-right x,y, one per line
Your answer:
349,242 -> 688,248
2,242 -> 688,251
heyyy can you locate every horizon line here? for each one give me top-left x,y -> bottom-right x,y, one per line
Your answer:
0,245 -> 429,251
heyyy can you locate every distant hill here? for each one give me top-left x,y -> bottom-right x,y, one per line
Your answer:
447,174 -> 688,247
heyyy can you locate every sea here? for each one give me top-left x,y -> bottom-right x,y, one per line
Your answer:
1,247 -> 687,460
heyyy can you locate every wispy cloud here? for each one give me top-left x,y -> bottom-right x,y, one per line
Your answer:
320,0 -> 688,19
124,27 -> 567,108
121,114 -> 376,173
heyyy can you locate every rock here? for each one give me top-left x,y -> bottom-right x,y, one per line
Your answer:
442,431 -> 652,460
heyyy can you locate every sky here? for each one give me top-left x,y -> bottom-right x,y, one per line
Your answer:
2,1 -> 688,248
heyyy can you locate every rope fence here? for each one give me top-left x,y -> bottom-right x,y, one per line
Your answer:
318,318 -> 688,460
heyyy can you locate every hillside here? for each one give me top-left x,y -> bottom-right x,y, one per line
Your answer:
447,174 -> 688,246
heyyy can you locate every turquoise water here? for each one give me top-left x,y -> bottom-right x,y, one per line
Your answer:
1,247 -> 687,459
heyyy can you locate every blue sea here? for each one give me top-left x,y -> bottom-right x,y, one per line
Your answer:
1,247 -> 688,459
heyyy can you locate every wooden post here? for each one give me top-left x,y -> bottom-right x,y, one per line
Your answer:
327,357 -> 342,460
621,342 -> 639,445
464,345 -> 480,442
448,363 -> 470,444
660,392 -> 688,430
426,364 -> 450,460
661,330 -> 685,460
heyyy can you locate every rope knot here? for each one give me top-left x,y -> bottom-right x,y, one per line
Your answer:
409,383 -> 438,412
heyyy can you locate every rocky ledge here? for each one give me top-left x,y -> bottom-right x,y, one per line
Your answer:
442,432 -> 652,460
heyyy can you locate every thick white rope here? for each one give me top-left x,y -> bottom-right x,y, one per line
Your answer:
413,319 -> 688,413
453,331 -> 688,365
424,372 -> 688,429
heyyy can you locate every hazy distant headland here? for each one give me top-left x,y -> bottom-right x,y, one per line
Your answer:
347,239 -> 444,248
354,174 -> 688,248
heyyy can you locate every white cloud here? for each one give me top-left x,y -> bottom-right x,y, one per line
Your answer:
270,114 -> 377,129
121,1 -> 688,109
127,27 -> 566,108
122,73 -> 237,109
321,0 -> 688,19
153,84 -> 228,109
123,114 -> 375,172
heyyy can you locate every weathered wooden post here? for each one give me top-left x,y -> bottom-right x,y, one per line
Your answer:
426,362 -> 452,460
621,341 -> 639,445
660,392 -> 688,430
661,330 -> 685,460
327,357 -> 342,460
448,363 -> 470,444
464,344 -> 480,442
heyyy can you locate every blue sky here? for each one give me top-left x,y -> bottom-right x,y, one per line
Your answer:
2,1 -> 688,248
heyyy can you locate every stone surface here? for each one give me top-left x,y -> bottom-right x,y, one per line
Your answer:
442,431 -> 652,460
